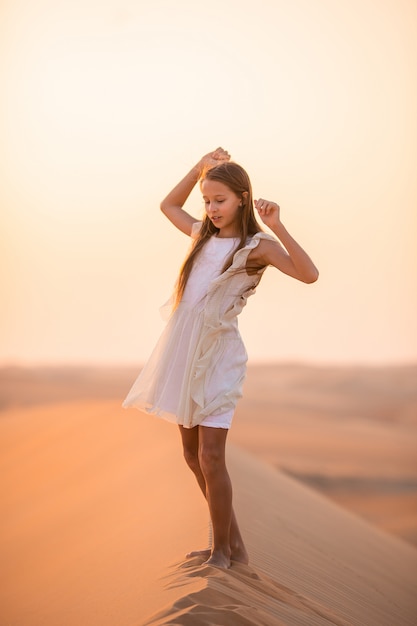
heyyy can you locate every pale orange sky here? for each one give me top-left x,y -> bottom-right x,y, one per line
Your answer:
1,0 -> 416,365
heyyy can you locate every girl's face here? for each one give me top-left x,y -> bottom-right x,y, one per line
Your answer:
201,179 -> 242,238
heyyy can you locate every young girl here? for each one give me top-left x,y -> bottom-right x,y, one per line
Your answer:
123,147 -> 318,569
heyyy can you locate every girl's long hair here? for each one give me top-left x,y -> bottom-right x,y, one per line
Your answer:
174,161 -> 262,307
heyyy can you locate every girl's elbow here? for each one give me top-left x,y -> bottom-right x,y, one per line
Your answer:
303,268 -> 319,284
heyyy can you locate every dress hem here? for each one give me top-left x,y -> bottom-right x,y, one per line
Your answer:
122,401 -> 232,429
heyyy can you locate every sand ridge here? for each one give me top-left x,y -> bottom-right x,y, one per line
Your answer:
140,443 -> 417,625
145,558 -> 353,626
1,366 -> 417,625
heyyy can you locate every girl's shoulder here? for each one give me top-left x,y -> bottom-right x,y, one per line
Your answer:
247,230 -> 277,247
229,231 -> 276,271
253,230 -> 276,240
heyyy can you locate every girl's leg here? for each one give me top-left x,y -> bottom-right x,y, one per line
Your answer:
198,426 -> 232,568
178,424 -> 207,494
178,425 -> 248,567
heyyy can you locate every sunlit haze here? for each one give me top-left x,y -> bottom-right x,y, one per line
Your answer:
1,0 -> 416,365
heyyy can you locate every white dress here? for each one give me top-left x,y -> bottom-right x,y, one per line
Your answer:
122,223 -> 275,429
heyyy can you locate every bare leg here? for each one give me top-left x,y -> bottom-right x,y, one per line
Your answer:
198,426 -> 232,568
178,425 -> 249,566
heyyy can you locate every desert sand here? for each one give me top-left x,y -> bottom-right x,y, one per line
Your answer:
1,365 -> 416,625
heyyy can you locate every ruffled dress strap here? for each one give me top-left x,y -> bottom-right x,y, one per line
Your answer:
191,221 -> 203,239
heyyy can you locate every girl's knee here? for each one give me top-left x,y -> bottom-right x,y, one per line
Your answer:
183,447 -> 200,472
199,445 -> 225,476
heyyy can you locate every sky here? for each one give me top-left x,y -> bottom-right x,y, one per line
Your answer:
1,0 -> 416,366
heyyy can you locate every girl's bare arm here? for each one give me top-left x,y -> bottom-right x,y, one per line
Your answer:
250,199 -> 319,284
160,148 -> 230,235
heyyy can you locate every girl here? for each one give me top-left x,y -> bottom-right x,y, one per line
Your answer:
123,147 -> 318,569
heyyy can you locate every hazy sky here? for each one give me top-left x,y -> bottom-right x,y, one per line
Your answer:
1,0 -> 416,366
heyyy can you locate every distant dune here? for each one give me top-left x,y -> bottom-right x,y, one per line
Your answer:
232,363 -> 417,547
1,365 -> 416,624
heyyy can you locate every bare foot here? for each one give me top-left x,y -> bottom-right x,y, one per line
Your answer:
186,546 -> 249,564
186,548 -> 211,559
204,549 -> 231,569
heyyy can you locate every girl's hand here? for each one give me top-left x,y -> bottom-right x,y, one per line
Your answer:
255,198 -> 281,229
197,147 -> 231,174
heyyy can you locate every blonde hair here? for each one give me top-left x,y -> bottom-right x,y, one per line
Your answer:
174,161 -> 262,307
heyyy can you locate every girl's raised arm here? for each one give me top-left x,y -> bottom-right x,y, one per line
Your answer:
250,199 -> 319,284
160,148 -> 230,236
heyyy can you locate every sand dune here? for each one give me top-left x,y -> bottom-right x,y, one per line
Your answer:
145,445 -> 417,625
1,392 -> 417,625
1,402 -> 209,624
